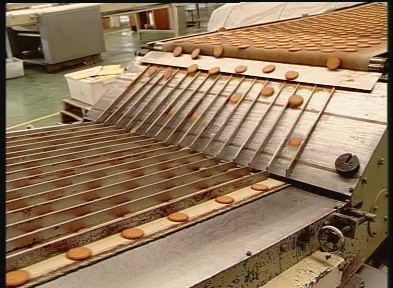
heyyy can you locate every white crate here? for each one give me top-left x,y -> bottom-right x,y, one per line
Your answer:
64,67 -> 119,106
6,57 -> 24,79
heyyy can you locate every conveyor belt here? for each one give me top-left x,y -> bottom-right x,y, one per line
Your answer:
160,3 -> 387,71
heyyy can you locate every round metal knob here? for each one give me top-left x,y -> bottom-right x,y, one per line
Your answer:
318,226 -> 345,253
335,153 -> 360,178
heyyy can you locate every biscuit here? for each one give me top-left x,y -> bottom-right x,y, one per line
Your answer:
164,68 -> 173,80
213,45 -> 224,58
237,44 -> 250,49
261,86 -> 275,97
191,112 -> 201,122
147,66 -> 158,77
173,46 -> 183,57
285,70 -> 299,80
229,94 -> 241,104
288,137 -> 303,147
215,195 -> 235,204
167,212 -> 189,222
262,64 -> 275,73
288,47 -> 302,52
121,228 -> 144,240
288,95 -> 304,108
188,64 -> 198,74
191,48 -> 201,59
343,48 -> 357,52
357,43 -> 371,48
6,270 -> 30,287
251,183 -> 269,192
217,27 -> 227,32
66,247 -> 92,261
235,65 -> 247,73
326,57 -> 341,70
209,66 -> 220,75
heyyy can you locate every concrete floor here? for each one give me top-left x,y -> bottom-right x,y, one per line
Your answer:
6,4 -> 222,131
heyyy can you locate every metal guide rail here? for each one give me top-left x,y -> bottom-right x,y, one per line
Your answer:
93,61 -> 386,195
6,123 -> 269,272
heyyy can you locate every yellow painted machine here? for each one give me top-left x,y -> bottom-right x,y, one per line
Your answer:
6,3 -> 387,288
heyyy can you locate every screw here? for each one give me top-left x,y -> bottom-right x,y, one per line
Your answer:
362,177 -> 368,184
280,243 -> 289,252
378,158 -> 384,165
246,251 -> 252,256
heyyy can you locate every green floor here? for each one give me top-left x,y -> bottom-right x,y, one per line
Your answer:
6,4 -> 221,131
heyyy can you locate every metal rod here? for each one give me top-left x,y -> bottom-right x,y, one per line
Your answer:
143,72 -> 202,136
96,65 -> 151,123
132,71 -> 189,134
249,84 -> 300,170
233,82 -> 286,162
104,67 -> 163,126
124,69 -> 180,131
217,80 -> 268,158
286,87 -> 336,177
164,75 -> 221,143
203,78 -> 258,153
189,77 -> 246,149
114,73 -> 165,128
178,75 -> 233,146
266,85 -> 317,173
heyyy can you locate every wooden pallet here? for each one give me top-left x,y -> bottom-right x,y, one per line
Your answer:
60,98 -> 92,124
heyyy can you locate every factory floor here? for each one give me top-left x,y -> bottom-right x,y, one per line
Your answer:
6,4 -> 223,131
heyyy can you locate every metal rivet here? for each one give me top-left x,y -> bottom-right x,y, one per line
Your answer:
384,216 -> 388,221
280,243 -> 289,252
372,230 -> 378,236
246,251 -> 252,256
378,158 -> 384,165
362,177 -> 368,184
349,188 -> 354,193
373,206 -> 378,212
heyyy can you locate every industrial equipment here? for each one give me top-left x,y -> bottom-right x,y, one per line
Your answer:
6,3 -> 387,288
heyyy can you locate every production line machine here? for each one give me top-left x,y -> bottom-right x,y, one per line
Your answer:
5,3 -> 387,288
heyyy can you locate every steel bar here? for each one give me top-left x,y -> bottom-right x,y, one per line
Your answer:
6,129 -> 127,154
266,86 -> 317,173
6,135 -> 146,165
95,65 -> 151,123
286,87 -> 336,177
178,75 -> 233,146
7,139 -> 163,174
6,126 -> 120,147
131,71 -> 189,134
249,84 -> 300,170
7,144 -> 176,186
217,80 -> 268,158
104,67 -> 164,126
6,164 -> 246,253
7,158 -> 220,227
114,73 -> 165,127
233,82 -> 286,162
143,72 -> 202,136
6,149 -> 200,204
124,69 -> 180,131
203,78 -> 258,152
189,77 -> 246,148
6,170 -> 265,270
163,75 -> 220,143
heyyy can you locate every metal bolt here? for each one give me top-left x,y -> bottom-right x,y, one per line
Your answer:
349,188 -> 354,193
372,230 -> 378,236
378,158 -> 384,165
280,243 -> 289,252
384,216 -> 388,221
373,206 -> 378,212
333,205 -> 339,209
362,177 -> 368,184
246,251 -> 252,256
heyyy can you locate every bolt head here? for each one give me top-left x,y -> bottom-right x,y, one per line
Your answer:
373,206 -> 378,212
372,230 -> 378,236
246,251 -> 252,256
384,216 -> 388,221
362,177 -> 368,184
